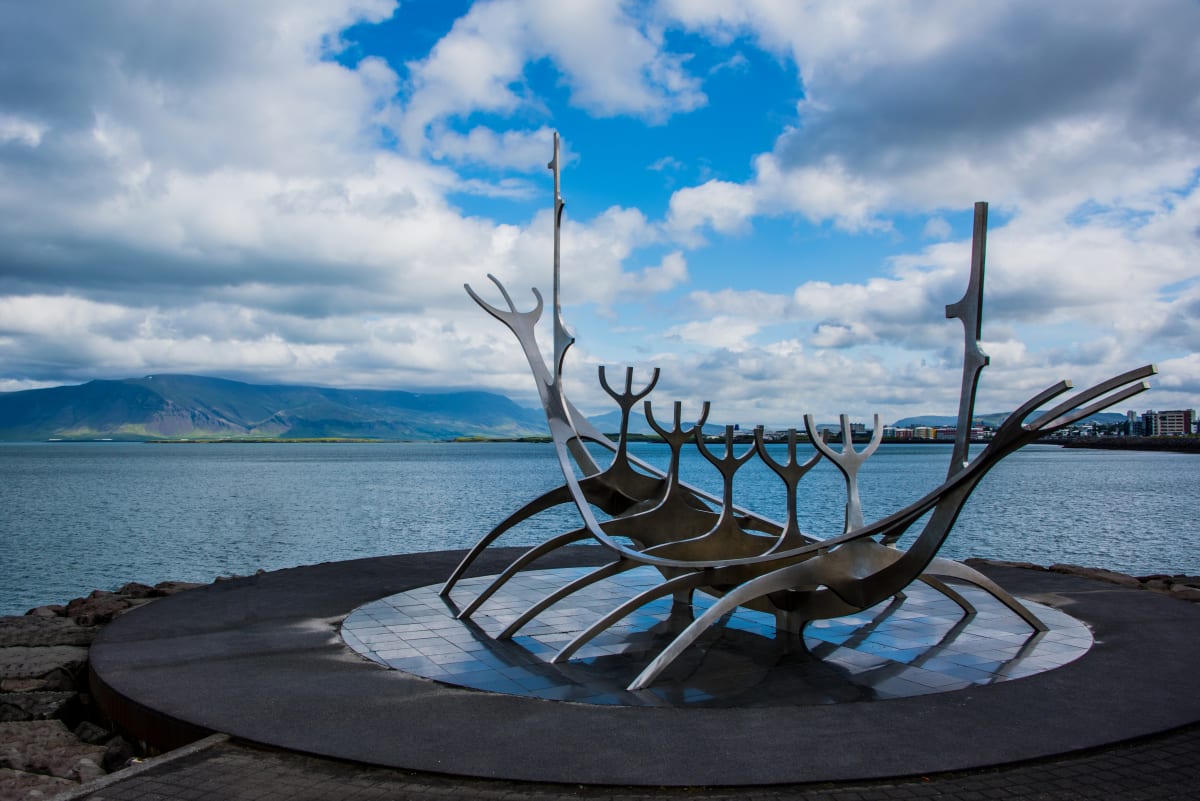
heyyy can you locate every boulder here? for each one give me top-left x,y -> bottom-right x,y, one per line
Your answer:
0,692 -> 76,723
1047,564 -> 1143,588
23,606 -> 65,619
0,616 -> 98,648
1169,584 -> 1200,602
0,720 -> 107,781
115,582 -> 158,599
64,595 -> 131,626
0,647 -> 88,692
72,721 -> 110,745
102,735 -> 135,772
964,558 -> 1047,571
152,580 -> 205,596
0,766 -> 72,798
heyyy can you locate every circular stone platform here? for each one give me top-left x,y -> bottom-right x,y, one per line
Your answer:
89,547 -> 1200,787
343,567 -> 1091,707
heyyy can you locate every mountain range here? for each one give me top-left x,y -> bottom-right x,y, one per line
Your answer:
0,374 -> 1131,442
0,374 -> 546,441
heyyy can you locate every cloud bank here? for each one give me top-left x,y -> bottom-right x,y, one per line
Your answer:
0,0 -> 1195,424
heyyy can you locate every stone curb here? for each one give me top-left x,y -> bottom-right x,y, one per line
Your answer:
45,733 -> 229,801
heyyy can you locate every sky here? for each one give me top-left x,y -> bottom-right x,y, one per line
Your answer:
0,0 -> 1197,427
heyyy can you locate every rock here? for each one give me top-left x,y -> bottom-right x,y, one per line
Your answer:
23,606 -> 65,619
1169,584 -> 1200,602
116,582 -> 157,599
0,679 -> 46,693
0,720 -> 108,781
0,692 -> 76,723
964,558 -> 1047,571
0,647 -> 89,692
1047,564 -> 1143,588
1143,578 -> 1172,593
64,595 -> 131,626
75,756 -> 105,783
0,616 -> 98,648
72,721 -> 110,745
0,766 -> 72,798
102,735 -> 135,772
1137,573 -> 1174,582
152,580 -> 205,595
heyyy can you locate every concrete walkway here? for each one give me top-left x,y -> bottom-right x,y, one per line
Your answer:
67,724 -> 1200,800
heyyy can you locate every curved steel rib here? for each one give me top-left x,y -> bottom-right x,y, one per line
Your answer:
455,528 -> 590,620
551,568 -> 722,663
498,558 -> 635,640
441,483 -> 574,596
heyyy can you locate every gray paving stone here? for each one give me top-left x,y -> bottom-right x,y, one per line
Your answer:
63,725 -> 1200,801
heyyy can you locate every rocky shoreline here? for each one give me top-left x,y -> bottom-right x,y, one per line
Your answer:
2,562 -> 1198,800
0,579 -> 206,800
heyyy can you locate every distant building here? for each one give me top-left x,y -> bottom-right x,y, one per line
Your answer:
913,426 -> 937,440
1148,409 -> 1196,436
1126,410 -> 1143,436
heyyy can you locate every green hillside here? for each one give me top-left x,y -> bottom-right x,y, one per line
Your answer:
0,375 -> 547,441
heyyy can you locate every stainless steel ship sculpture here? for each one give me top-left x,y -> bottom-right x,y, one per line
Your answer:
443,133 -> 1155,691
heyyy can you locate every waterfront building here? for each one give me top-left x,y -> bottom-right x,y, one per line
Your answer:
1148,409 -> 1195,436
1126,410 -> 1143,436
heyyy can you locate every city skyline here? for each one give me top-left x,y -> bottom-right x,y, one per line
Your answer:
0,1 -> 1197,426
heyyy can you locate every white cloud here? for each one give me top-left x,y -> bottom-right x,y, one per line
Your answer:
0,113 -> 46,147
626,250 -> 690,296
666,315 -> 760,350
666,179 -> 758,241
399,0 -> 706,153
922,217 -> 951,240
660,0 -> 1200,225
429,125 -> 561,171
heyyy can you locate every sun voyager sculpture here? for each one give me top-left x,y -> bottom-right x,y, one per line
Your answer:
442,133 -> 1155,691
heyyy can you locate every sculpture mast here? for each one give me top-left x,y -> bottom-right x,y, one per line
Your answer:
944,202 -> 990,478
548,132 -> 574,383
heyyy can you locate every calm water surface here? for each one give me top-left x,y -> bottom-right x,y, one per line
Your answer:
1,441 -> 1197,614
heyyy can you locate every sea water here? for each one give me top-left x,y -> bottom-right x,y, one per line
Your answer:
1,441 -> 1197,614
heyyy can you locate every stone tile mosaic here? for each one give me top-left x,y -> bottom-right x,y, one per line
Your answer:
341,566 -> 1091,708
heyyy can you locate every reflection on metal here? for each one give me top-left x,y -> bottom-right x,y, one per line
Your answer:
442,132 -> 1156,691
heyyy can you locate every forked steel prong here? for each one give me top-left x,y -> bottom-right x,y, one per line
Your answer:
755,426 -> 822,552
464,275 -> 544,327
804,413 -> 883,533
